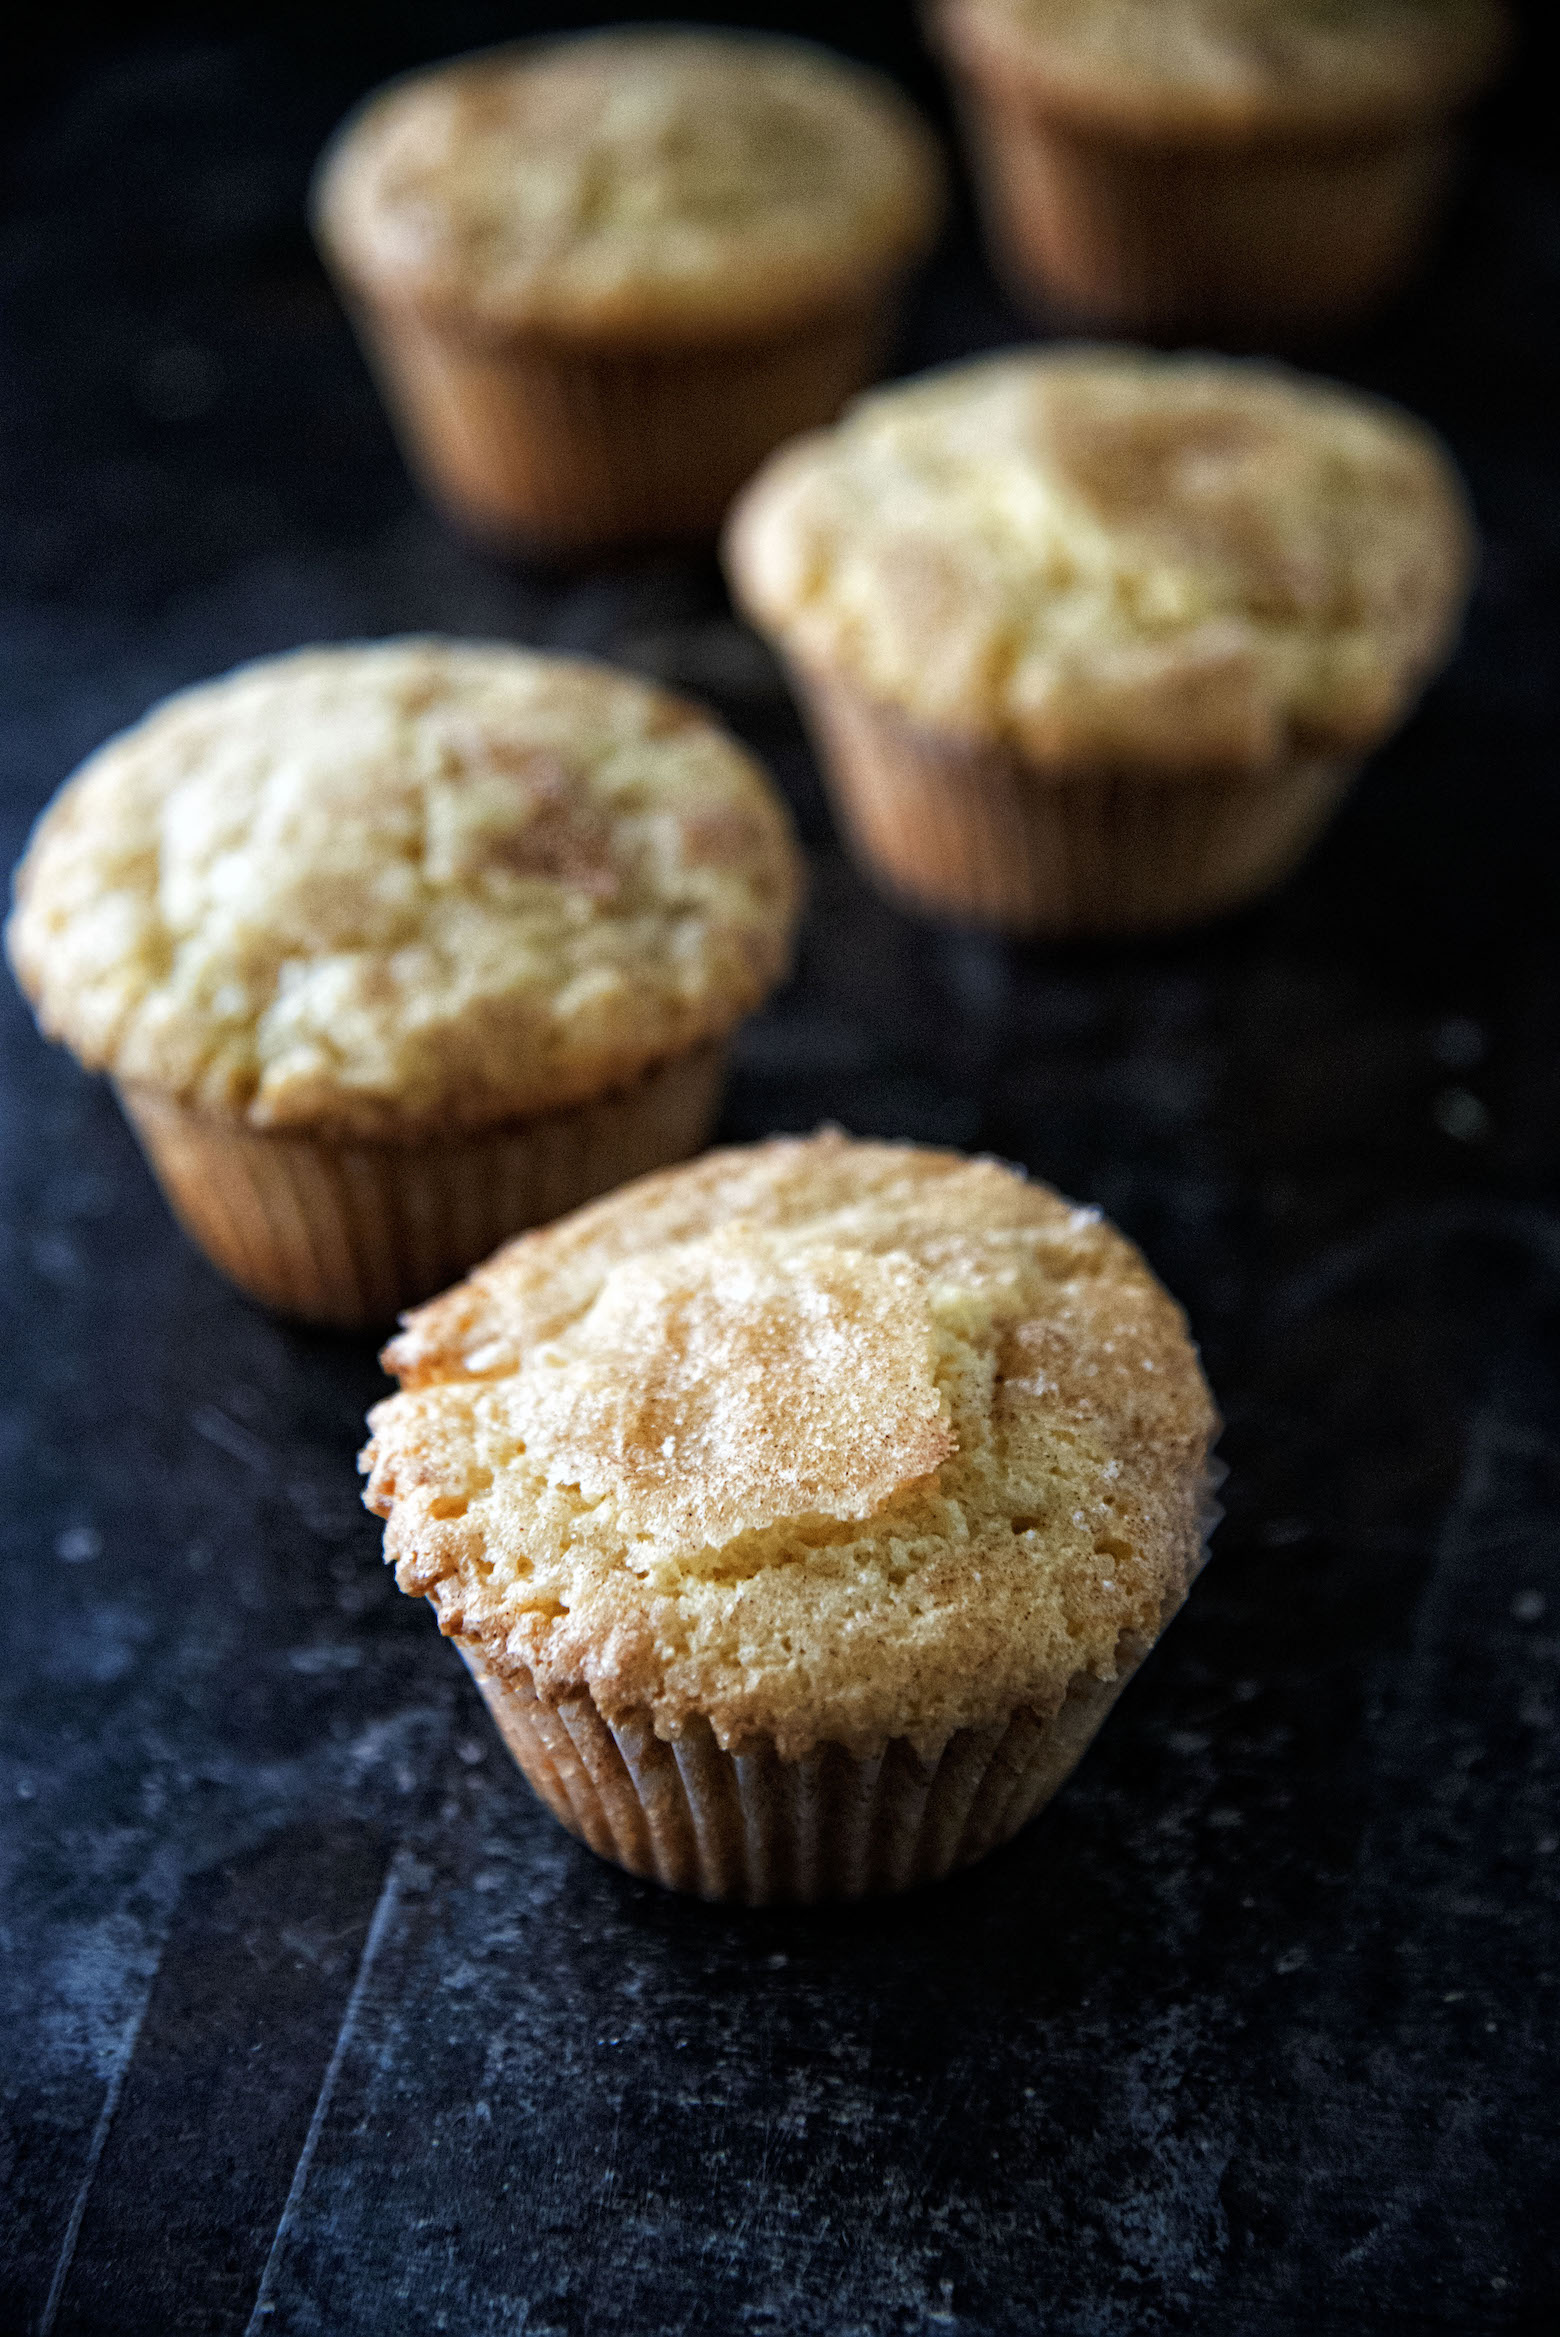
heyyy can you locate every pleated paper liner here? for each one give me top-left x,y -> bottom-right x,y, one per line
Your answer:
116,1038 -> 727,1330
461,1643 -> 1147,1905
452,1419 -> 1220,1905
793,667 -> 1356,938
935,10 -> 1481,341
343,292 -> 898,554
956,99 -> 1455,341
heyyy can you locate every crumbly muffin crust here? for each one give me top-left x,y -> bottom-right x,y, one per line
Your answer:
726,347 -> 1474,775
362,1132 -> 1219,1759
7,641 -> 801,1140
314,29 -> 945,345
934,1 -> 1509,140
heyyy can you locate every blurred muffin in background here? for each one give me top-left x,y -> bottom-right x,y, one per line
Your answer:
312,28 -> 945,554
6,641 -> 802,1327
927,0 -> 1509,339
726,345 -> 1474,937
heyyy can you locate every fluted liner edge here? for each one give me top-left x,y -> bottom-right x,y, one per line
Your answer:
348,296 -> 896,552
796,668 -> 1357,938
940,30 -> 1461,338
461,1644 -> 1151,1903
117,1039 -> 727,1328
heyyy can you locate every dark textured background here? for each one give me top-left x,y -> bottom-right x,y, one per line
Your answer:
3,7 -> 1560,2332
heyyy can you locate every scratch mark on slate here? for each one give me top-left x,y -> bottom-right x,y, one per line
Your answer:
192,1404 -> 272,1474
243,1846 -> 408,2334
38,1937 -> 165,2337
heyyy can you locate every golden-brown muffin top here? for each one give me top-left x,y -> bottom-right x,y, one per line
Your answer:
363,1132 -> 1219,1759
726,347 -> 1474,774
7,641 -> 801,1141
313,29 -> 945,344
933,0 -> 1508,139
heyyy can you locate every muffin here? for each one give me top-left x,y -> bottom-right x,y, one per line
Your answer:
6,641 -> 802,1327
361,1130 -> 1220,1902
725,346 -> 1474,936
311,29 -> 945,553
929,0 -> 1509,339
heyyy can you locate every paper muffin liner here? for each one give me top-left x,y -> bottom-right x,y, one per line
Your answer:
459,1644 -> 1148,1904
456,1494 -> 1223,1903
342,293 -> 898,554
116,1038 -> 727,1330
793,668 -> 1357,938
439,1328 -> 1219,1903
947,69 -> 1459,339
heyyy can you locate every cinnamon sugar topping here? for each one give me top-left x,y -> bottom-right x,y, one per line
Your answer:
363,1133 -> 1219,1758
511,1233 -> 953,1554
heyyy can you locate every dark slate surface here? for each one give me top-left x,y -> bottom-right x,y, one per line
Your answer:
3,9 -> 1559,2333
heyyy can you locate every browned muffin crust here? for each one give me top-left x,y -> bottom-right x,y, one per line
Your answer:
725,348 -> 1474,778
7,641 -> 802,1141
314,28 -> 946,347
363,1132 -> 1219,1759
932,0 -> 1510,145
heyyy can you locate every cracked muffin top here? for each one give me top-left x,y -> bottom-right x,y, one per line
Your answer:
932,1 -> 1509,140
725,346 -> 1474,774
6,641 -> 801,1140
362,1132 -> 1219,1759
313,28 -> 945,344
